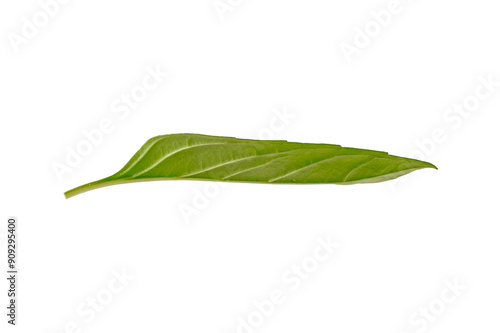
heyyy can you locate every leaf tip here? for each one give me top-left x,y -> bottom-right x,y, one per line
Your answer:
424,161 -> 438,170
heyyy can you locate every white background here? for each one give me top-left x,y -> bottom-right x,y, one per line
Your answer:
1,0 -> 499,332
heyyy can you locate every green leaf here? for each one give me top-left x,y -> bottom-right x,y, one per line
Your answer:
64,133 -> 436,198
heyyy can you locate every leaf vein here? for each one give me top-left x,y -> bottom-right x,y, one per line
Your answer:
114,136 -> 168,176
222,158 -> 287,180
181,151 -> 291,178
269,155 -> 348,182
131,142 -> 227,178
341,158 -> 377,182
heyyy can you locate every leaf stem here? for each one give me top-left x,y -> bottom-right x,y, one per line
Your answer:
64,178 -> 125,199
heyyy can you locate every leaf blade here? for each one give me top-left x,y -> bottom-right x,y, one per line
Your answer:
64,133 -> 436,198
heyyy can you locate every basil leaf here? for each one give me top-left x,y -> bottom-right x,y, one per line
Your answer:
64,133 -> 436,198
